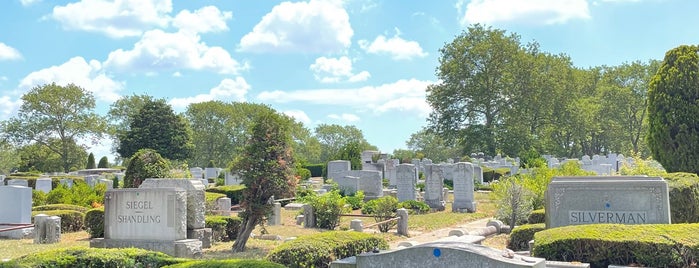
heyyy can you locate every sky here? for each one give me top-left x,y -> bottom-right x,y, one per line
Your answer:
0,0 -> 698,162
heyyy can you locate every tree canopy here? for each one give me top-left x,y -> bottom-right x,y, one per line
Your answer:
315,124 -> 375,162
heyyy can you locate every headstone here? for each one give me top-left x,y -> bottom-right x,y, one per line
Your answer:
545,176 -> 671,229
224,171 -> 241,185
396,208 -> 408,236
396,164 -> 417,202
302,204 -> 315,228
350,219 -> 363,232
0,175 -> 5,185
327,160 -> 351,179
424,165 -> 445,210
59,178 -> 73,188
189,167 -> 203,179
411,159 -> 421,174
358,170 -> 383,199
34,214 -> 61,244
139,179 -> 206,229
35,178 -> 53,193
452,162 -> 476,213
204,168 -> 219,180
335,176 -> 360,195
84,175 -> 98,188
8,179 -> 28,187
98,178 -> 114,189
581,155 -> 592,165
0,185 -> 33,239
385,159 -> 399,187
473,165 -> 483,184
270,202 -> 282,226
217,197 -> 231,216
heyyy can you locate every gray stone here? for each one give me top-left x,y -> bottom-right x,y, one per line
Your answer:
423,165 -> 445,210
204,168 -> 219,180
487,219 -> 504,234
270,202 -> 281,226
59,178 -> 73,188
335,175 -> 360,195
385,159 -> 399,187
257,234 -> 282,241
284,203 -> 304,210
189,167 -> 203,179
396,241 -> 418,248
216,197 -> 231,216
448,229 -> 466,237
452,162 -> 476,212
35,178 -> 52,193
91,238 -> 202,258
187,228 -> 212,248
84,175 -> 98,188
396,208 -> 408,236
7,179 -> 28,187
545,176 -> 671,229
224,171 -> 241,185
327,160 -> 351,178
350,219 -> 363,232
34,214 -> 61,244
330,170 -> 384,199
296,215 -> 305,225
98,178 -> 113,189
0,186 -> 32,224
396,164 -> 416,202
435,235 -> 486,244
303,204 -> 315,228
139,179 -> 206,229
474,165 -> 484,184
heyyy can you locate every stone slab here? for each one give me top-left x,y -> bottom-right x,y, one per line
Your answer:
139,178 -> 206,229
91,238 -> 202,258
0,186 -> 32,224
35,178 -> 52,193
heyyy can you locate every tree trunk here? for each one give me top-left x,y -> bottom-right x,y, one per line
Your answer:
232,215 -> 259,253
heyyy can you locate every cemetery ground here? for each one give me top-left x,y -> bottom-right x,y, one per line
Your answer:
0,192 -> 498,261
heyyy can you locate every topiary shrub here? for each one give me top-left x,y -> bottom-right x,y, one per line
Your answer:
205,185 -> 245,204
84,208 -> 104,238
508,223 -> 545,251
664,172 -> 699,223
86,153 -> 96,169
33,204 -> 90,213
124,149 -> 170,188
224,216 -> 242,241
32,210 -> 85,232
527,209 -> 545,224
343,190 -> 364,210
98,156 -> 109,168
306,191 -> 348,230
266,231 -> 388,268
3,246 -> 182,267
398,200 -> 430,214
165,259 -> 285,268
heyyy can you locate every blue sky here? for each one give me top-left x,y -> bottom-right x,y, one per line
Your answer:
0,0 -> 698,162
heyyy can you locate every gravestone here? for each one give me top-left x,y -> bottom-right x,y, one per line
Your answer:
204,168 -> 219,180
224,171 -> 241,185
91,188 -> 202,258
396,164 -> 416,202
411,159 -> 421,174
452,162 -> 476,213
98,178 -> 114,189
473,165 -> 483,184
545,176 -> 671,229
0,185 -> 33,239
189,167 -> 203,179
0,175 -> 5,185
8,179 -> 28,187
270,202 -> 282,226
424,165 -> 445,210
34,214 -> 61,244
84,175 -> 98,188
59,178 -> 73,188
335,176 -> 360,195
35,177 -> 52,193
385,159 -> 399,188
327,160 -> 351,179
358,170 -> 383,199
216,197 -> 231,216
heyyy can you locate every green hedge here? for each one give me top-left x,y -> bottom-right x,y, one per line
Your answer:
84,208 -> 105,238
482,167 -> 510,183
205,215 -> 241,242
266,231 -> 388,268
0,247 -> 182,268
665,172 -> 699,223
205,185 -> 245,204
533,223 -> 699,267
204,192 -> 226,215
32,210 -> 85,232
33,204 -> 90,213
303,164 -> 324,177
508,223 -> 545,251
164,259 -> 285,268
527,209 -> 545,224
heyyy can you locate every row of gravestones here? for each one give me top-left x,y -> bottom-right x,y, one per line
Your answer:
544,153 -> 648,175
189,167 -> 243,186
1,175 -> 121,193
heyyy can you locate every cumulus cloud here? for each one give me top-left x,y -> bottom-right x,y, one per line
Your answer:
257,78 -> 433,117
283,110 -> 312,125
358,28 -> 427,60
19,56 -> 123,102
456,0 -> 590,25
104,29 -> 243,74
328,113 -> 360,122
309,56 -> 370,83
172,5 -> 232,34
169,77 -> 250,109
20,0 -> 41,6
51,0 -> 173,38
239,0 -> 353,53
0,43 -> 22,61
0,95 -> 22,120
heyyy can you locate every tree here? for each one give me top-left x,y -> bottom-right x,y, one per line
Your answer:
1,83 -> 106,172
315,124 -> 375,162
647,45 -> 699,173
17,138 -> 87,173
123,149 -> 170,188
332,141 -> 363,170
86,153 -> 96,169
391,149 -> 416,164
118,99 -> 193,161
230,110 -> 296,252
0,140 -> 20,174
108,94 -> 160,159
406,129 -> 462,162
97,156 -> 109,168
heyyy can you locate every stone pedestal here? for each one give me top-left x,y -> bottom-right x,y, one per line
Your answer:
302,204 -> 315,228
34,214 -> 61,244
350,219 -> 363,232
91,238 -> 202,258
187,228 -> 212,249
396,208 -> 408,236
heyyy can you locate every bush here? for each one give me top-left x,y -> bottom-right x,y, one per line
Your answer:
164,259 -> 285,268
124,149 -> 170,188
343,190 -> 365,210
508,223 -> 545,251
98,156 -> 109,168
306,191 -> 348,230
303,163 -> 324,177
296,167 -> 311,180
369,196 -> 399,232
204,192 -> 226,215
84,208 -> 104,238
443,179 -> 453,190
482,167 -> 510,183
32,210 -> 85,232
205,216 -> 228,243
32,190 -> 48,206
46,181 -> 106,208
2,246 -> 181,267
527,209 -> 545,224
533,223 -> 699,267
664,172 -> 699,223
398,200 -> 430,214
205,185 -> 245,204
266,231 -> 388,268
33,204 -> 90,213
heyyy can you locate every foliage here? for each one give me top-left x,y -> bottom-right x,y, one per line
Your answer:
205,185 -> 246,205
117,99 -> 193,161
32,190 -> 48,206
0,83 -> 106,173
518,147 -> 546,168
97,156 -> 109,168
406,128 -> 461,162
398,200 -> 430,214
391,149 -> 416,164
533,223 -> 699,267
46,182 -> 106,208
2,247 -> 181,267
0,140 -> 20,175
302,163 -> 324,177
664,172 -> 699,223
266,231 -> 388,268
295,167 -> 311,181
16,138 -> 88,173
207,160 -> 216,168
123,149 -> 171,188
491,176 -> 533,229
482,167 -> 510,183
32,210 -> 85,232
86,153 -> 96,169
84,208 -> 104,238
204,215 -> 242,243
508,223 -> 545,251
331,141 -> 363,170
306,191 -> 349,230
619,153 -> 667,177
343,190 -> 365,210
362,196 -> 399,232
164,259 -> 285,268
527,209 -> 545,224
33,204 -> 90,213
314,124 -> 375,163
647,45 -> 699,173
204,192 -> 226,215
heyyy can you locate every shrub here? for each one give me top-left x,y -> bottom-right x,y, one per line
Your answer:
266,231 -> 388,268
303,163 -> 324,177
164,259 -> 285,268
124,149 -> 170,188
296,167 -> 311,180
224,216 -> 242,241
204,192 -> 226,215
32,210 -> 85,232
533,223 -> 699,267
98,156 -> 109,168
416,182 -> 425,192
370,196 -> 399,232
664,172 -> 699,223
307,191 -> 348,230
3,247 -> 181,267
84,208 -> 104,238
482,167 -> 510,182
491,176 -> 533,229
46,181 -> 106,207
443,179 -> 453,190
343,190 -> 365,210
527,209 -> 545,224
205,185 -> 245,204
86,153 -> 96,169
398,200 -> 430,214
32,190 -> 48,206
508,223 -> 545,251
33,204 -> 90,213
205,216 -> 228,243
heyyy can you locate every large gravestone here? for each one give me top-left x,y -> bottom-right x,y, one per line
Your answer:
330,170 -> 384,199
327,160 -> 351,178
396,164 -> 416,202
452,162 -> 476,212
35,177 -> 53,193
189,167 -> 203,179
424,165 -> 445,210
545,176 -> 671,229
335,176 -> 360,194
91,188 -> 202,258
0,186 -> 33,239
7,179 -> 28,187
204,168 -> 219,180
385,159 -> 399,188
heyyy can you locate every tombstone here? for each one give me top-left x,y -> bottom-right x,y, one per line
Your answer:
90,188 -> 202,258
84,175 -> 98,188
592,154 -> 602,165
302,204 -> 316,228
411,159 -> 421,174
224,171 -> 241,185
396,164 -> 417,202
327,160 -> 351,179
545,176 -> 671,229
357,170 -> 383,200
473,165 -> 483,184
216,197 -> 231,216
396,208 -> 409,236
581,155 -> 592,165
547,157 -> 560,169
204,168 -> 219,181
59,178 -> 73,188
34,214 -> 61,244
0,175 -> 5,185
361,150 -> 379,164
189,167 -> 203,179
98,178 -> 114,189
424,165 -> 445,210
35,177 -> 53,193
0,186 -> 33,239
8,179 -> 28,187
350,219 -> 363,232
269,202 -> 282,226
385,159 -> 399,188
335,176 -> 360,195
452,162 -> 476,213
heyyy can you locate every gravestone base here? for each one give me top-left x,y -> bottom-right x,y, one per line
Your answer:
187,228 -> 212,248
0,226 -> 33,239
90,238 -> 202,258
426,200 -> 445,211
452,201 -> 477,213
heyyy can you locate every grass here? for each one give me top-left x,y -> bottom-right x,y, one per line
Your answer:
0,231 -> 90,260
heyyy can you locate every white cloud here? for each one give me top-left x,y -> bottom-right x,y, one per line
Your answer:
309,56 -> 370,83
328,113 -> 360,122
457,0 -> 590,25
0,43 -> 22,61
283,110 -> 312,125
173,6 -> 232,34
358,28 -> 428,60
172,71 -> 181,77
0,95 -> 22,120
257,78 -> 433,117
239,0 -> 353,53
51,0 -> 172,38
169,77 -> 250,109
20,0 -> 41,6
19,56 -> 123,102
104,29 -> 243,74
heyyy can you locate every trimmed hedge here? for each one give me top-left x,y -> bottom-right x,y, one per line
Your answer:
205,185 -> 245,204
205,215 -> 242,242
164,259 -> 285,268
33,204 -> 90,213
85,208 -> 105,238
0,247 -> 182,267
204,192 -> 226,215
508,223 -> 545,251
527,209 -> 545,224
533,223 -> 699,267
482,167 -> 510,183
303,163 -> 324,177
32,210 -> 85,232
266,231 -> 388,268
664,172 -> 699,223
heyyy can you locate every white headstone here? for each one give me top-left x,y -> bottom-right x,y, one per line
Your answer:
139,179 -> 206,229
0,186 -> 32,223
35,178 -> 53,193
452,162 -> 476,212
189,167 -> 203,179
335,176 -> 360,195
8,179 -> 28,187
204,168 -> 219,180
103,188 -> 188,240
385,159 -> 399,188
424,165 -> 445,210
327,160 -> 351,179
396,164 -> 417,202
473,165 -> 483,184
59,178 -> 73,188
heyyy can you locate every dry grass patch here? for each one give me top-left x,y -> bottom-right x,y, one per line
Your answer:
0,231 -> 90,260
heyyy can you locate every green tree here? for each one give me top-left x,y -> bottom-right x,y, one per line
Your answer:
118,99 -> 193,161
97,156 -> 109,168
1,83 -> 106,172
647,45 -> 699,173
391,149 -> 416,164
86,153 -> 96,169
331,141 -> 363,170
0,140 -> 20,174
315,124 -> 375,162
108,94 -> 160,161
123,149 -> 170,188
17,138 -> 87,172
230,111 -> 296,252
406,129 -> 461,162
